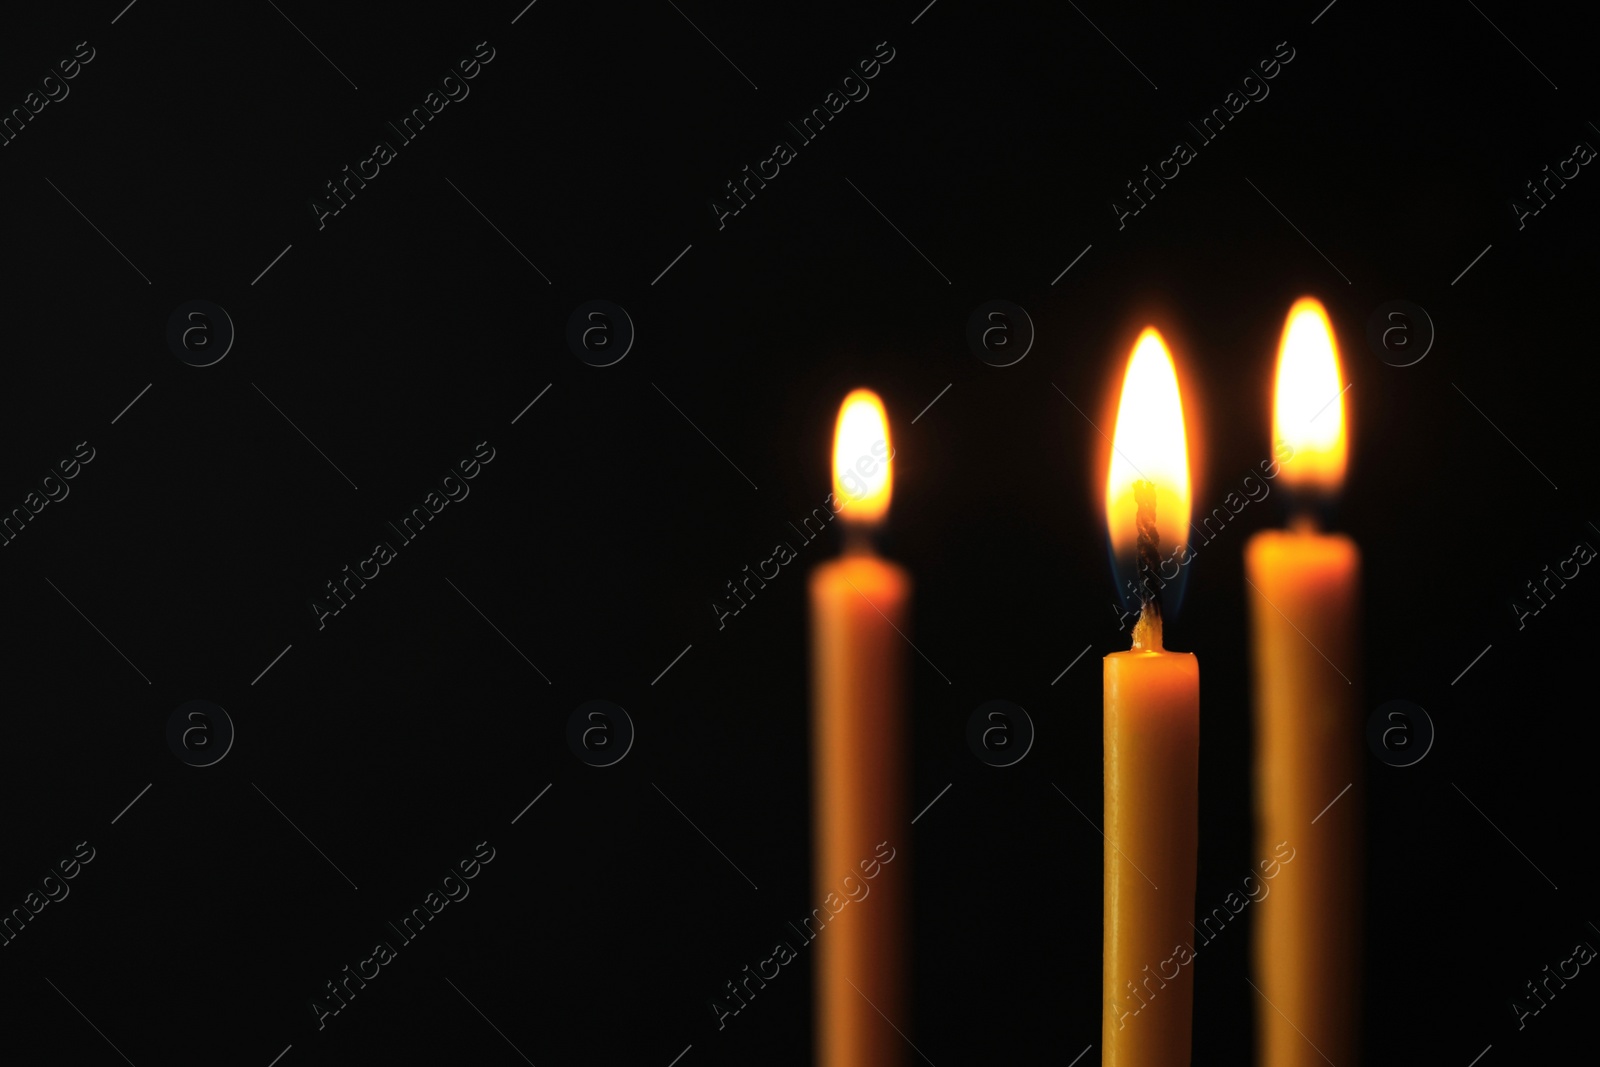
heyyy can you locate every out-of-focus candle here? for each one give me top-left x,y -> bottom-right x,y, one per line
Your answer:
1246,297 -> 1362,1067
1102,329 -> 1201,1067
810,389 -> 908,1067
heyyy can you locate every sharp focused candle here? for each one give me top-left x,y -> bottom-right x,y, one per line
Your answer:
1101,329 -> 1201,1067
1245,298 -> 1362,1067
810,389 -> 908,1067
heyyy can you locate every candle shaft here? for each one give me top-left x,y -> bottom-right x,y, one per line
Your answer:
1246,530 -> 1362,1066
810,554 -> 909,1067
1103,644 -> 1200,1066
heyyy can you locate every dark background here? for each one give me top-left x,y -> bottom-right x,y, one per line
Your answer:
0,1 -> 1595,1063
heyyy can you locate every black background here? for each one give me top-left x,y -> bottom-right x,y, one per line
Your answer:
0,1 -> 1596,1064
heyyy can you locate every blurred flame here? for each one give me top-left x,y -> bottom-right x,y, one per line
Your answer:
1272,297 -> 1347,493
1105,328 -> 1191,565
832,389 -> 893,525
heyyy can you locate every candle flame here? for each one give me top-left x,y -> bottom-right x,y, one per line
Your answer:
1105,328 -> 1192,577
832,388 -> 893,525
1272,297 -> 1347,493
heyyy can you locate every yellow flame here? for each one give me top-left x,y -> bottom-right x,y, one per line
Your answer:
1272,297 -> 1347,493
832,389 -> 893,525
1105,328 -> 1191,561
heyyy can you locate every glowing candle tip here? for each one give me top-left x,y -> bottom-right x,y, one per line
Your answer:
832,389 -> 894,528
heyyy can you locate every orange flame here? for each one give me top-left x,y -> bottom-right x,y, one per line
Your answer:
1272,297 -> 1347,493
1105,328 -> 1192,563
832,389 -> 893,525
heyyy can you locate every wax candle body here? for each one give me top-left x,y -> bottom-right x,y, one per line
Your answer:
810,552 -> 909,1067
1245,529 -> 1361,1067
1103,644 -> 1200,1066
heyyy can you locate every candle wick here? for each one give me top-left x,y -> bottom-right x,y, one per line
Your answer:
1131,599 -> 1164,651
1132,479 -> 1165,651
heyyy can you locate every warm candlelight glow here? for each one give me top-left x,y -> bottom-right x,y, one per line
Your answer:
1105,328 -> 1192,567
832,388 -> 893,525
1272,297 -> 1347,493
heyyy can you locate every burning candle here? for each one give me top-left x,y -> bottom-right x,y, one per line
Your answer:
1101,329 -> 1201,1067
810,388 -> 909,1067
1245,297 -> 1362,1066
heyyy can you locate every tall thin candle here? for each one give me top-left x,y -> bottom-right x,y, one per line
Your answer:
1246,297 -> 1362,1067
1102,329 -> 1201,1067
810,389 -> 908,1067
